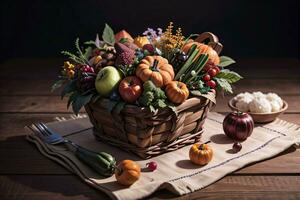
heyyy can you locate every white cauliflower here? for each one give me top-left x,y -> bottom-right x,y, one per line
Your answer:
235,96 -> 253,112
234,91 -> 283,113
270,100 -> 281,112
252,91 -> 265,99
266,93 -> 283,108
234,92 -> 253,101
249,97 -> 272,113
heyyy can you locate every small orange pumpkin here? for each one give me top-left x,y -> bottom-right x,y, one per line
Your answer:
182,41 -> 220,65
115,160 -> 141,186
136,55 -> 174,88
189,142 -> 213,165
165,81 -> 189,104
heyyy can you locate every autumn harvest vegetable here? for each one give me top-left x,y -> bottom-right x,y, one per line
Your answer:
52,22 -> 242,115
136,55 -> 174,88
115,160 -> 141,186
189,142 -> 213,165
223,111 -> 254,141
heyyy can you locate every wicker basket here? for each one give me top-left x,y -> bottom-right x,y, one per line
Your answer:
86,32 -> 222,158
86,93 -> 215,158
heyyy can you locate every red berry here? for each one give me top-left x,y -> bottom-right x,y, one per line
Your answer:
202,74 -> 211,81
81,65 -> 94,73
232,142 -> 242,152
213,66 -> 220,74
146,161 -> 157,171
206,80 -> 216,88
208,68 -> 217,77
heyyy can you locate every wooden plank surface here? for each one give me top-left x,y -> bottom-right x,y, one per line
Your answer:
0,175 -> 299,200
0,58 -> 299,200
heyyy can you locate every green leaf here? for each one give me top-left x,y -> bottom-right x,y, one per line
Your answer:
72,93 -> 93,115
218,56 -> 236,67
119,38 -> 128,43
67,92 -> 78,109
61,80 -> 77,99
51,79 -> 65,92
216,69 -> 243,83
165,101 -> 177,114
102,23 -> 115,45
149,105 -> 156,113
215,78 -> 233,93
156,99 -> 167,108
83,47 -> 92,60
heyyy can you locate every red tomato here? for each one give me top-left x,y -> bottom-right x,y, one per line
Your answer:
119,76 -> 143,103
202,74 -> 211,81
208,68 -> 217,77
206,80 -> 216,88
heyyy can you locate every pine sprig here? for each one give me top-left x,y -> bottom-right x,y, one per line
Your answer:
75,38 -> 89,64
61,51 -> 86,65
61,38 -> 91,65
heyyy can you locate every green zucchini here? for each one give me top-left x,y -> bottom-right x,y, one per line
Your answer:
75,146 -> 116,177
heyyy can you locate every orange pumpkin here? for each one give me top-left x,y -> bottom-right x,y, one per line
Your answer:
115,160 -> 141,186
182,41 -> 220,65
136,55 -> 174,88
165,81 -> 189,104
189,142 -> 213,165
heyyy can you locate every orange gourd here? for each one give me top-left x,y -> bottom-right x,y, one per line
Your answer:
115,160 -> 141,186
165,81 -> 189,104
189,142 -> 213,165
136,55 -> 174,88
182,41 -> 220,65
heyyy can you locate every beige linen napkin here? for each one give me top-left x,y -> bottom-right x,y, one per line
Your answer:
26,112 -> 300,200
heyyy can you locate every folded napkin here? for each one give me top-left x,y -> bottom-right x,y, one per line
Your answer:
26,112 -> 300,200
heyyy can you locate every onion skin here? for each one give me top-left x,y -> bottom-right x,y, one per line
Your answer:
223,112 -> 254,141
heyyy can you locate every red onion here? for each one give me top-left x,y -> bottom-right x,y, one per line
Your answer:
223,111 -> 254,141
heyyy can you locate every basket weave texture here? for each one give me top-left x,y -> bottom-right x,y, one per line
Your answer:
85,93 -> 216,158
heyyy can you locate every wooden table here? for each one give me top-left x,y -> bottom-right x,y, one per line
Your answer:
0,58 -> 299,199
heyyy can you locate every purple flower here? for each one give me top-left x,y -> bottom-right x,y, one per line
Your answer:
143,28 -> 163,41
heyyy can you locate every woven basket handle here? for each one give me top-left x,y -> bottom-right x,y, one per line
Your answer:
195,32 -> 223,55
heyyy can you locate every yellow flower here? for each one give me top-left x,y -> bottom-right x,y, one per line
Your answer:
64,61 -> 74,70
62,61 -> 75,79
134,36 -> 150,48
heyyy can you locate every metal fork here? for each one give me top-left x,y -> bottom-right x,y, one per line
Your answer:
34,122 -> 78,147
33,122 -> 116,176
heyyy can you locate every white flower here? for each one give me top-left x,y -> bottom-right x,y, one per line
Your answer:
249,97 -> 272,113
266,93 -> 283,108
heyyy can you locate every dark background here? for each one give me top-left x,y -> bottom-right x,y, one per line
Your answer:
0,0 -> 299,62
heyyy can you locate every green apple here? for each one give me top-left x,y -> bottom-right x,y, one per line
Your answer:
95,66 -> 122,97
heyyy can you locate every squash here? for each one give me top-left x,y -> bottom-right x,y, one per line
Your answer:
165,81 -> 189,104
182,41 -> 220,65
136,55 -> 174,88
189,142 -> 213,165
115,160 -> 141,186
